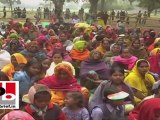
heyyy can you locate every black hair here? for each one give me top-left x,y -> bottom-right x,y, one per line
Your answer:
67,91 -> 84,108
23,58 -> 42,72
96,34 -> 106,41
34,91 -> 51,101
132,39 -> 140,45
0,71 -> 9,81
136,60 -> 149,67
110,64 -> 125,76
119,47 -> 130,54
52,51 -> 64,58
103,86 -> 120,102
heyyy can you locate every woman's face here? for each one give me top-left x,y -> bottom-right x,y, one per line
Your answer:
11,56 -> 18,66
111,71 -> 124,85
137,62 -> 149,76
29,44 -> 39,53
28,64 -> 41,76
58,70 -> 69,80
112,45 -> 121,53
42,59 -> 51,71
121,49 -> 131,58
91,51 -> 101,60
52,54 -> 63,64
133,40 -> 140,49
102,39 -> 110,49
123,39 -> 130,47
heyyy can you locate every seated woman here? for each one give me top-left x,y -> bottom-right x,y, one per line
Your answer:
4,33 -> 24,54
124,59 -> 156,105
39,63 -> 90,107
47,42 -> 72,62
89,65 -> 134,111
103,43 -> 121,66
128,98 -> 160,120
130,39 -> 149,59
112,48 -> 138,70
20,41 -> 47,61
96,37 -> 110,56
148,48 -> 160,76
70,40 -> 90,76
1,53 -> 27,80
80,50 -> 109,90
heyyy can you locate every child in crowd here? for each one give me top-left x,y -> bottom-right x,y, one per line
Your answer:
24,84 -> 67,120
13,58 -> 42,99
0,71 -> 9,81
91,86 -> 129,120
34,58 -> 52,82
46,52 -> 75,76
62,91 -> 90,120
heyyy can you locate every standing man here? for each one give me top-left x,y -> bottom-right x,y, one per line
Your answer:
142,11 -> 147,25
3,6 -> 6,18
137,11 -> 142,24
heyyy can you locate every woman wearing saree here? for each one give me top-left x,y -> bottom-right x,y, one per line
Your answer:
96,37 -> 110,56
89,65 -> 134,111
20,41 -> 47,61
39,63 -> 90,107
70,40 -> 90,76
128,98 -> 160,120
80,50 -> 110,90
124,59 -> 156,105
148,48 -> 160,75
130,39 -> 149,59
112,48 -> 138,70
1,53 -> 27,80
103,43 -> 121,67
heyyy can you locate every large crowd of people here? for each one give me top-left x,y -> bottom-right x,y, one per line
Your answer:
0,12 -> 160,120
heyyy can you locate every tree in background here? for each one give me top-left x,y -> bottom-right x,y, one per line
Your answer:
50,0 -> 65,18
0,0 -> 21,17
138,0 -> 160,17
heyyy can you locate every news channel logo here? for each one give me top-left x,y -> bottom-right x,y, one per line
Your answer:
0,81 -> 19,109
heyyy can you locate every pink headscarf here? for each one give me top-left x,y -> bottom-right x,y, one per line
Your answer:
113,55 -> 138,70
1,110 -> 35,120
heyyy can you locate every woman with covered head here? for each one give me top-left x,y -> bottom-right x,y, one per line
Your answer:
80,50 -> 110,90
112,48 -> 138,70
148,48 -> 160,76
1,110 -> 35,120
103,43 -> 121,66
96,37 -> 110,56
130,39 -> 149,59
1,53 -> 27,80
124,59 -> 156,105
4,33 -> 24,54
70,40 -> 90,75
20,41 -> 47,61
128,98 -> 160,120
39,63 -> 90,107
